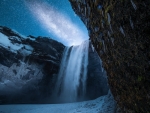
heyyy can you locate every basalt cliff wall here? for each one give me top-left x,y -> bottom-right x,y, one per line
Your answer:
0,26 -> 65,103
69,0 -> 150,112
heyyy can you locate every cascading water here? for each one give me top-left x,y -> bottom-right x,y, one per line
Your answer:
54,40 -> 89,103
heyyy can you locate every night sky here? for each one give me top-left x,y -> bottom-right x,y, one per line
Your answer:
0,0 -> 89,46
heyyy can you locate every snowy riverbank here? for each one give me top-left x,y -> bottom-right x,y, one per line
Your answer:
0,91 -> 116,113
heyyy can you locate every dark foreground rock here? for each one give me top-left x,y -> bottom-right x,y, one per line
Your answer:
69,0 -> 150,112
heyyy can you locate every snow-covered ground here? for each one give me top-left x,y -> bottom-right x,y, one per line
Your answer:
0,91 -> 116,113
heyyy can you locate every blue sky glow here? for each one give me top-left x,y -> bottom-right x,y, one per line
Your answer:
0,0 -> 89,46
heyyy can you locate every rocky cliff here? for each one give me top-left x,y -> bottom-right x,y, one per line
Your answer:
0,26 -> 110,104
69,0 -> 150,112
0,26 -> 65,104
87,41 -> 109,100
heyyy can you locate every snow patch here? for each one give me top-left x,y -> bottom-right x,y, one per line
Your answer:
101,23 -> 104,28
48,55 -> 56,60
111,38 -> 114,46
107,13 -> 111,24
109,24 -> 113,33
0,92 -> 116,113
28,37 -> 36,41
0,33 -> 23,52
11,43 -> 23,51
12,29 -> 27,39
0,33 -> 33,54
130,17 -> 134,29
108,31 -> 111,37
19,49 -> 32,56
119,26 -> 125,37
102,40 -> 106,52
9,36 -> 21,42
0,32 -> 11,47
130,0 -> 137,10
24,45 -> 33,51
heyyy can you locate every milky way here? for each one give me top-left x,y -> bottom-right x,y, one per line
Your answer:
0,0 -> 88,46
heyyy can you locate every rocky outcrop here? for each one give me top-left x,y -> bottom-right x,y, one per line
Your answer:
69,0 -> 150,112
87,41 -> 109,100
0,26 -> 65,104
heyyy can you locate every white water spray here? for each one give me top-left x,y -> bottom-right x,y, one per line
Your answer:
55,40 -> 89,103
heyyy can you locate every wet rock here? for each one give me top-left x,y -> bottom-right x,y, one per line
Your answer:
87,41 -> 109,100
69,0 -> 150,112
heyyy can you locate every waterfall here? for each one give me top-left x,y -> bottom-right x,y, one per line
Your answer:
55,40 -> 89,103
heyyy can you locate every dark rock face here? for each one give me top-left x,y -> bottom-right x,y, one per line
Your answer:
69,0 -> 150,112
0,26 -> 65,104
86,42 -> 109,100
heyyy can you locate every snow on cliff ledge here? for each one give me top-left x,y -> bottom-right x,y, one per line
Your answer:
0,32 -> 33,55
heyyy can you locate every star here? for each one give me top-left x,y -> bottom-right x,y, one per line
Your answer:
0,0 -> 88,46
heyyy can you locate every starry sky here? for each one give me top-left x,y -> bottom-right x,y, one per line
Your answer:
0,0 -> 89,46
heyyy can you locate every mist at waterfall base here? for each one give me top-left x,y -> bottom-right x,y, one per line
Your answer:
52,40 -> 89,103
